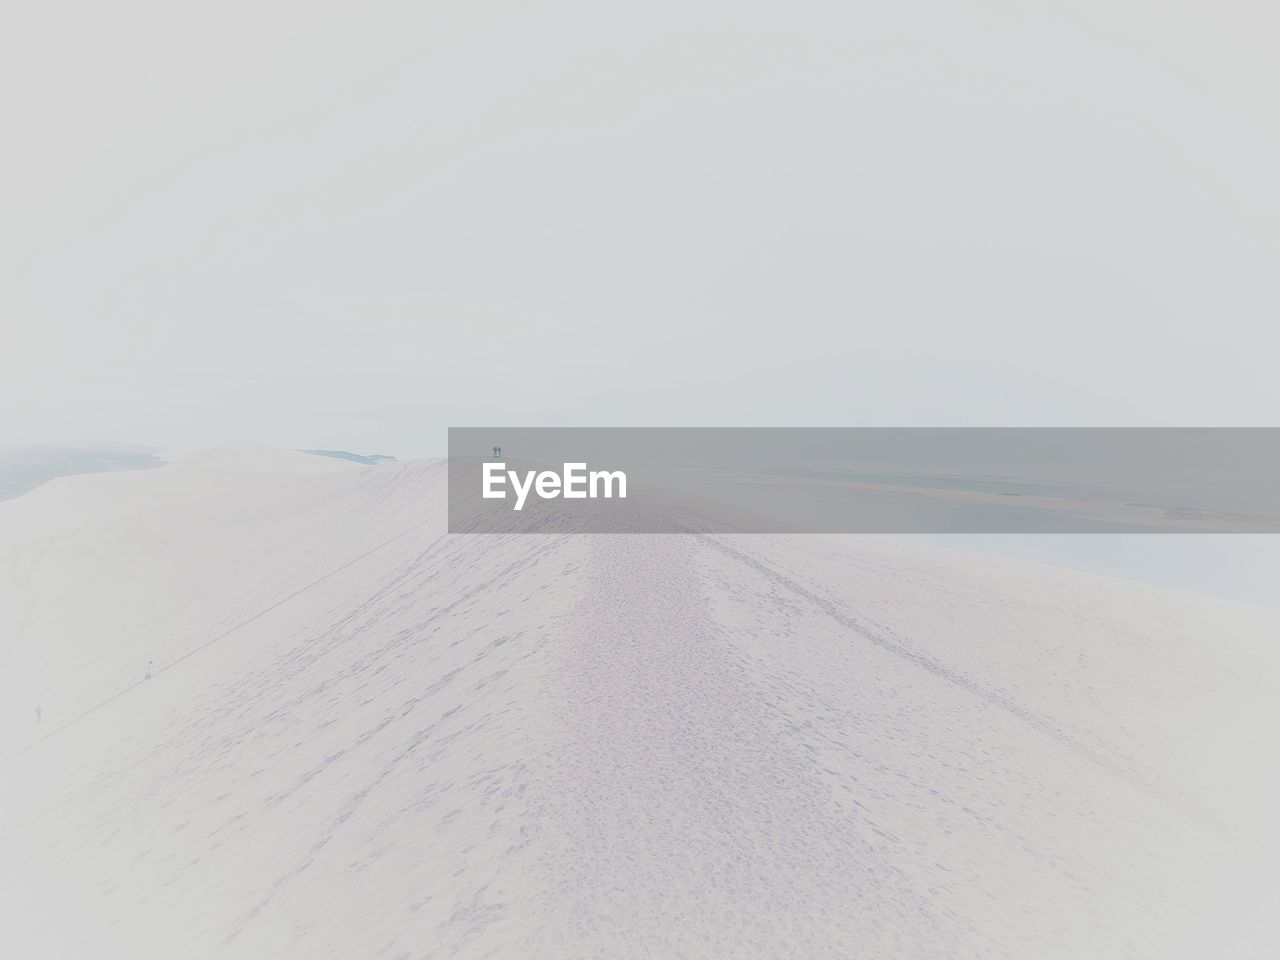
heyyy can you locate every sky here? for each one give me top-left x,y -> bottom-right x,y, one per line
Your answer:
3,1 -> 1278,457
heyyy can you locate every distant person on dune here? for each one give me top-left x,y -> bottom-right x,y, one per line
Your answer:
145,660 -> 153,680
35,705 -> 41,725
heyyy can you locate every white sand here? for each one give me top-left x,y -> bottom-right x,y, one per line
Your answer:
1,448 -> 1277,958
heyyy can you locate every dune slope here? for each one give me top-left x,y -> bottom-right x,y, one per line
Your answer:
1,450 -> 1277,958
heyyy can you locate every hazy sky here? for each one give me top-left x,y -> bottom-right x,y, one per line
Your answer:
3,2 -> 1277,456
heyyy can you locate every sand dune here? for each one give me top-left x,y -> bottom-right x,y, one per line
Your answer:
2,448 -> 1277,958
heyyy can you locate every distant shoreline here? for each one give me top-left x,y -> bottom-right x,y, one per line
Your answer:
0,444 -> 162,502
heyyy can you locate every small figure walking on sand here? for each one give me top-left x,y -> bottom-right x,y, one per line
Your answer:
145,660 -> 153,680
35,705 -> 42,725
